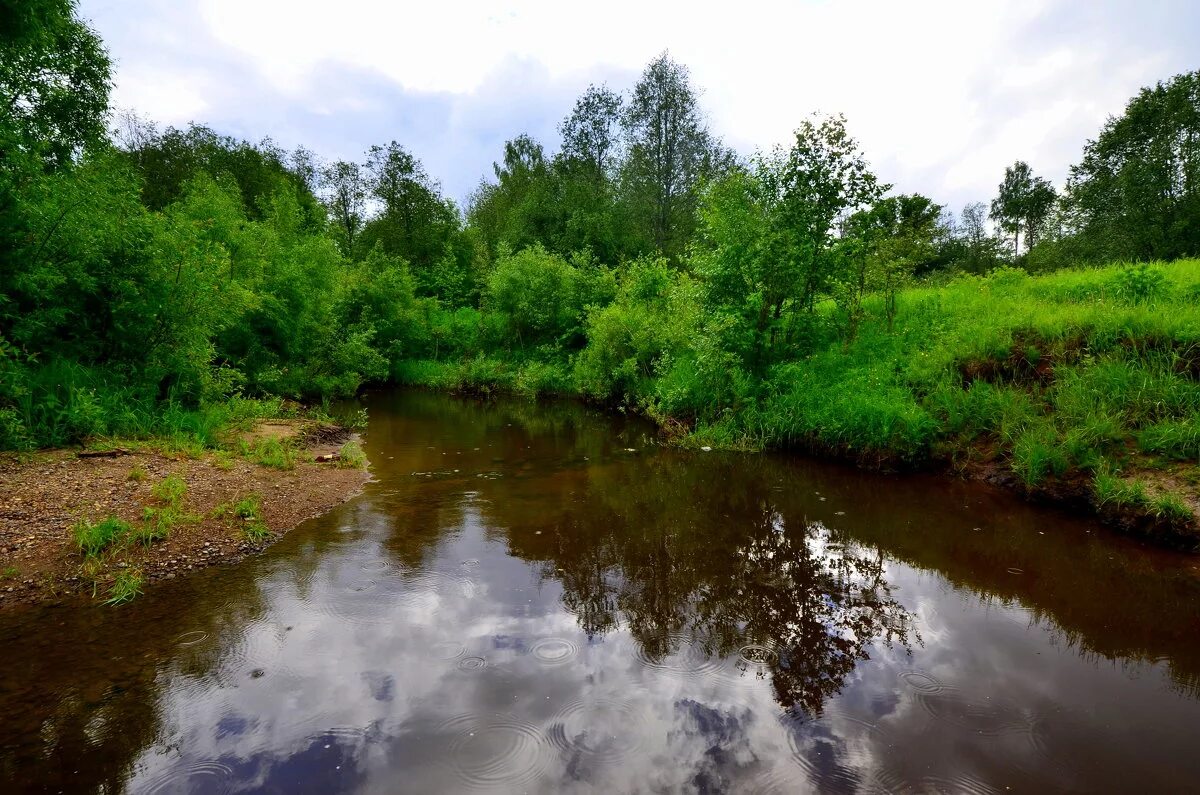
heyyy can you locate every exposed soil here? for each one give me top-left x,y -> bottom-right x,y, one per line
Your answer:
0,424 -> 369,609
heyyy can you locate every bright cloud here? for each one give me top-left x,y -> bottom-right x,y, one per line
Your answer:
81,0 -> 1199,210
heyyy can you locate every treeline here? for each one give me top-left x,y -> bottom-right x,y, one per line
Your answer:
2,1 -> 1199,455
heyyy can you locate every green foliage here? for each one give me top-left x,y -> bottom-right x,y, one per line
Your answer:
233,495 -> 269,541
1151,492 -> 1193,523
240,437 -> 298,470
1067,70 -> 1200,262
103,569 -> 143,605
73,516 -> 131,558
139,473 -> 192,543
485,245 -> 586,347
337,441 -> 367,469
1093,470 -> 1149,509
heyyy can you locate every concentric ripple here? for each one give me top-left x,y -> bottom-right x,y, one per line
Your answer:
546,699 -> 649,762
630,633 -> 724,680
139,760 -> 233,794
739,644 -> 780,666
898,669 -> 949,694
430,640 -> 468,661
530,637 -> 579,666
440,714 -> 551,790
176,630 -> 208,647
458,655 -> 488,671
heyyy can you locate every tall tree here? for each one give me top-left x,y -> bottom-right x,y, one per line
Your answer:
467,134 -> 561,256
621,53 -> 721,261
990,160 -> 1055,257
320,159 -> 367,256
957,201 -> 1001,273
559,84 -> 623,183
1067,70 -> 1200,261
556,85 -> 625,262
362,141 -> 449,267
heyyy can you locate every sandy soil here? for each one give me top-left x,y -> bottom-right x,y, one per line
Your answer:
0,424 -> 369,608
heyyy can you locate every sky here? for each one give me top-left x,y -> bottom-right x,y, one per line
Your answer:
79,0 -> 1199,213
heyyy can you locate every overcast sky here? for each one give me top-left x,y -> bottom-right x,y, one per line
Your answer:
80,0 -> 1198,213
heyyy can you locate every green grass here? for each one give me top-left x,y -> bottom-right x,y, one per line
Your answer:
1092,470 -> 1149,508
137,473 -> 194,544
73,516 -> 132,558
232,495 -> 270,542
103,569 -> 143,605
240,437 -> 299,470
337,440 -> 367,469
1151,492 -> 1194,522
127,465 -> 147,482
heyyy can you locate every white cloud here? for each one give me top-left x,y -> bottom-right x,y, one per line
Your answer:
81,0 -> 1200,209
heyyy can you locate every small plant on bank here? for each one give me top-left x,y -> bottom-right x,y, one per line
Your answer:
104,569 -> 143,605
218,495 -> 271,542
239,437 -> 297,470
1093,470 -> 1149,509
138,473 -> 195,544
73,516 -> 133,557
1151,492 -> 1194,523
337,441 -> 367,469
1,566 -> 19,579
127,465 -> 147,482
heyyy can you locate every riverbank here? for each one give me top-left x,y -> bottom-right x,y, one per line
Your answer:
0,421 -> 369,609
392,260 -> 1200,549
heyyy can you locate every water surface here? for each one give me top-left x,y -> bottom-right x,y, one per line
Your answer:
4,391 -> 1200,793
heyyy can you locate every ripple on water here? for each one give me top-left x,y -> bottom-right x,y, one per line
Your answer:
780,707 -> 894,791
360,560 -> 391,573
318,570 -> 474,626
913,687 -> 1033,737
530,637 -> 579,666
898,669 -> 949,695
140,760 -> 233,794
430,640 -> 468,661
630,633 -> 724,680
715,640 -> 781,687
439,714 -> 551,790
458,656 -> 488,671
918,774 -> 1003,794
176,630 -> 208,647
546,699 -> 648,762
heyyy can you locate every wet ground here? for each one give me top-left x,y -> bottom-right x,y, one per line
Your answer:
3,390 -> 1200,793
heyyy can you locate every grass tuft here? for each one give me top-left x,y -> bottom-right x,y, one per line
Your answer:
73,516 -> 132,558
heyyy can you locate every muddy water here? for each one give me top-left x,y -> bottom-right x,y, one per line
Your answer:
4,392 -> 1200,794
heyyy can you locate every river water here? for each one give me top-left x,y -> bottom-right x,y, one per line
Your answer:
3,391 -> 1200,793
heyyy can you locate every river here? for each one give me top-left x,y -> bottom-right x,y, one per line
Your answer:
3,390 -> 1200,793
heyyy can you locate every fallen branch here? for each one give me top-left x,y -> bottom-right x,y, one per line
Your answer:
77,448 -> 132,458
314,453 -> 341,463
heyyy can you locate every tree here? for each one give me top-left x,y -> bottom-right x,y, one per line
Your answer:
843,194 -> 942,333
696,115 -> 884,367
559,84 -> 623,183
1067,70 -> 1200,261
0,0 -> 111,170
320,160 -> 367,256
957,201 -> 1001,273
361,141 -> 456,269
556,85 -> 626,263
467,134 -> 562,257
990,160 -> 1055,257
621,53 -> 721,261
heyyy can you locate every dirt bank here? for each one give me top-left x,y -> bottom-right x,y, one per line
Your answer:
0,423 -> 369,609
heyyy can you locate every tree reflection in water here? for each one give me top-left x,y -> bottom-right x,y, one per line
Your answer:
511,452 -> 918,718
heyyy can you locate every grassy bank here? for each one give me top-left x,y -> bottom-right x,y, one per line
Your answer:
396,259 -> 1200,546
